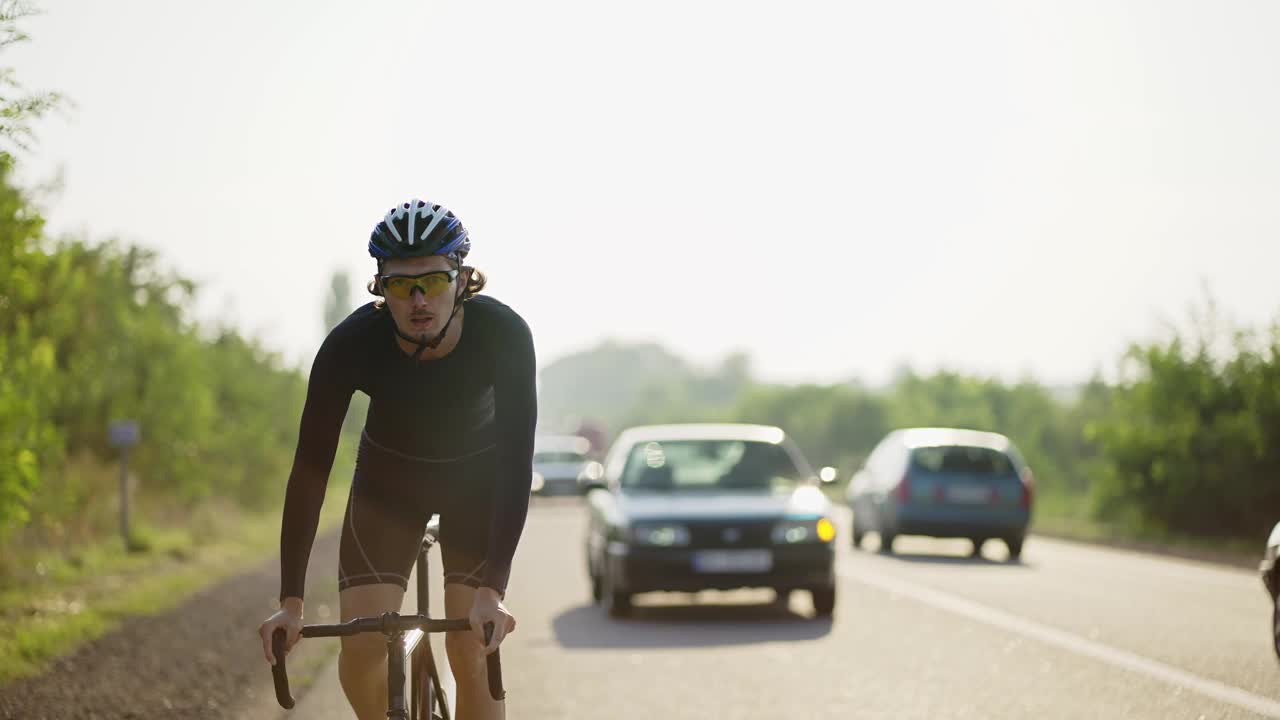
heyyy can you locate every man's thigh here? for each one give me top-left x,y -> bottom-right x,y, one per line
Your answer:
339,481 -> 433,593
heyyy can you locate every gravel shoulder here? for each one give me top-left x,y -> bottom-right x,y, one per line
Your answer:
0,530 -> 342,720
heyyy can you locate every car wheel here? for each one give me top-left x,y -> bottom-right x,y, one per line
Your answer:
604,562 -> 632,618
810,586 -> 836,618
1272,592 -> 1280,663
970,538 -> 986,557
879,531 -> 896,554
590,567 -> 603,603
1005,535 -> 1024,561
586,547 -> 603,603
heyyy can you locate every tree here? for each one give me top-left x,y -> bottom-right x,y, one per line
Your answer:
0,153 -> 58,533
537,341 -> 694,433
320,268 -> 369,438
324,269 -> 353,332
1087,306 -> 1280,539
0,1 -> 66,154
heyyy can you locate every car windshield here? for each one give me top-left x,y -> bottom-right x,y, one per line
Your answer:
618,439 -> 805,493
534,451 -> 587,464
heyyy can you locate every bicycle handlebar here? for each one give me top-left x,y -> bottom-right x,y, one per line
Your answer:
300,615 -> 472,638
271,615 -> 504,709
270,630 -> 295,709
483,622 -> 506,702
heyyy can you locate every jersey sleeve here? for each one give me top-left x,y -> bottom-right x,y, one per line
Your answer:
278,327 -> 357,602
480,309 -> 538,595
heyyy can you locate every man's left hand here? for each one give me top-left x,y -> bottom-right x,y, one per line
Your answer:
469,587 -> 516,654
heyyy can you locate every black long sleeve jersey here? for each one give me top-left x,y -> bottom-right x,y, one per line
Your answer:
277,295 -> 536,600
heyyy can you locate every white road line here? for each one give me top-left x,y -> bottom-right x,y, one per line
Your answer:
841,567 -> 1280,719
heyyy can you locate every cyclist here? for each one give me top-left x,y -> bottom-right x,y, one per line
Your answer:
258,199 -> 536,720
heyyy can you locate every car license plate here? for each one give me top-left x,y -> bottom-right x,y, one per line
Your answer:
946,484 -> 990,504
692,550 -> 773,573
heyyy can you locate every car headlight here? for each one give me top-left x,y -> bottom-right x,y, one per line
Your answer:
773,517 -> 836,544
631,523 -> 691,546
578,461 -> 605,483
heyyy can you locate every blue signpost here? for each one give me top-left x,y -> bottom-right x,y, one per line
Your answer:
108,420 -> 140,549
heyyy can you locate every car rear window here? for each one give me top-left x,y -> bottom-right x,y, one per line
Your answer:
909,445 -> 1016,477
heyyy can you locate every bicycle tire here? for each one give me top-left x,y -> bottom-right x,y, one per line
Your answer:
411,642 -> 430,720
428,645 -> 453,719
410,645 -> 425,720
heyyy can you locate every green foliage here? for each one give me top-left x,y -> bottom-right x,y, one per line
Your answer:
541,342 -> 1103,499
0,151 -> 326,548
0,2 -> 67,153
735,383 -> 889,472
0,152 -> 60,532
1087,314 -> 1280,538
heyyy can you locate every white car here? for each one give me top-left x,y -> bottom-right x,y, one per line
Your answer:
532,434 -> 593,496
582,423 -> 839,618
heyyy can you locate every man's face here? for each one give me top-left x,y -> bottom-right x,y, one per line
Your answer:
378,255 -> 459,343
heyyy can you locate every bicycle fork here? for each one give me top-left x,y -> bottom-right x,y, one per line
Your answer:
387,630 -> 410,720
390,626 -> 431,720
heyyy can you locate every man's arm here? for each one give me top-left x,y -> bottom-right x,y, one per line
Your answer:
278,331 -> 356,602
479,311 -> 537,595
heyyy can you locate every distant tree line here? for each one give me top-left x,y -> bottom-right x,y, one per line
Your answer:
539,314 -> 1280,542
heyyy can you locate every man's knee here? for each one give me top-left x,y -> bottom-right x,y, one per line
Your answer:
337,582 -> 405,676
445,631 -> 486,677
339,633 -> 387,673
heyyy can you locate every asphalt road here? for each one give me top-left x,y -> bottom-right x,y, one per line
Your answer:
273,498 -> 1279,720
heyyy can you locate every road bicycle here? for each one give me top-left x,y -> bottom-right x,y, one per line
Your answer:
271,517 -> 503,719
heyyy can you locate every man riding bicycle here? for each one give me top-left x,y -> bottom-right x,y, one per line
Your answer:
258,199 -> 536,720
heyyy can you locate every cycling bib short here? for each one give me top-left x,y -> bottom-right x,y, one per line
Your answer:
338,431 -> 499,591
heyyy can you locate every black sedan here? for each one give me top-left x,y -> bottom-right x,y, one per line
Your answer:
582,423 -> 838,618
1263,521 -> 1280,663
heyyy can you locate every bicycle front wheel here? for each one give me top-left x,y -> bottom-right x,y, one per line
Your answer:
411,641 -> 447,720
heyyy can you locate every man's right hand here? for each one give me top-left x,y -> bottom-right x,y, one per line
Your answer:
258,598 -> 304,665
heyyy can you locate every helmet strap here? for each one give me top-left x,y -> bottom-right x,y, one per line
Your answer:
390,322 -> 432,362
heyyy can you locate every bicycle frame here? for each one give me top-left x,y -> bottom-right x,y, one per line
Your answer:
410,519 -> 451,719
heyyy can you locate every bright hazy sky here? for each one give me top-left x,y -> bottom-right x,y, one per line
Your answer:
11,0 -> 1280,386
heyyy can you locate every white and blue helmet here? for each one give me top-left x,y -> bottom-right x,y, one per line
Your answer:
368,198 -> 470,261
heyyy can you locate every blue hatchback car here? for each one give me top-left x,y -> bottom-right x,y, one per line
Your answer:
846,428 -> 1033,560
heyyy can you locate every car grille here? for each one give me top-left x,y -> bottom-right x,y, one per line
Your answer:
686,520 -> 775,548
